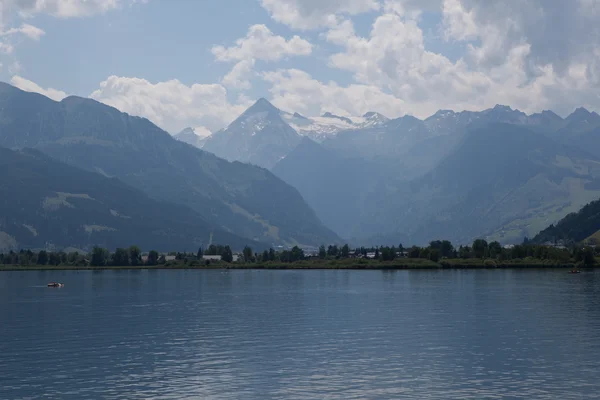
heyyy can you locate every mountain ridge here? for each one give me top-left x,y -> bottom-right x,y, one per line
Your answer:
202,98 -> 302,169
357,123 -> 600,245
0,146 -> 262,252
531,197 -> 600,245
0,82 -> 339,247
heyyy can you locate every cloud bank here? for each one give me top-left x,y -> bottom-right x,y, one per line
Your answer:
11,0 -> 600,134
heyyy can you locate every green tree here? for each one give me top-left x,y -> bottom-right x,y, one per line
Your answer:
243,246 -> 254,262
576,246 -> 596,266
429,249 -> 440,262
341,244 -> 350,258
158,254 -> 166,264
268,248 -> 276,261
408,246 -> 420,258
440,241 -> 454,258
222,246 -> 233,263
488,241 -> 502,259
206,245 -> 218,255
129,246 -> 141,266
429,240 -> 443,250
380,246 -> 396,261
327,245 -> 339,257
318,245 -> 327,259
279,250 -> 290,262
147,250 -> 159,266
380,247 -> 389,261
291,246 -> 305,262
472,239 -> 489,259
197,247 -> 203,259
113,248 -> 130,266
37,250 -> 48,265
91,247 -> 109,266
511,245 -> 527,259
458,245 -> 471,259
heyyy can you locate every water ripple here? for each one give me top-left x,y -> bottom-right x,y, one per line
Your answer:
1,269 -> 599,399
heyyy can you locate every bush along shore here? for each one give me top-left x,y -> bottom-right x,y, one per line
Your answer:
0,240 -> 597,271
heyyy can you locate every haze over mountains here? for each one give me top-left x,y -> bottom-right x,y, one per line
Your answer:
0,147 -> 256,252
195,97 -> 600,246
0,82 -> 338,251
3,79 -> 600,251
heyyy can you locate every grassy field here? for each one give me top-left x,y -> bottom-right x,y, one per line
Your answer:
0,257 -> 590,271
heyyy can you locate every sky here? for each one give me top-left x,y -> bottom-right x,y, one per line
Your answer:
1,0 -> 599,135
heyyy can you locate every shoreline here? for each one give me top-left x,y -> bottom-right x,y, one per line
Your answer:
0,262 -> 594,272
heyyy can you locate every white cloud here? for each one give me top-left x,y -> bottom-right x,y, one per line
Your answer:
15,23 -> 44,40
263,68 -> 406,117
443,0 -> 600,74
0,0 -> 145,83
441,0 -> 476,41
192,126 -> 212,139
0,40 -> 12,53
212,24 -> 312,62
260,0 -> 379,30
212,24 -> 312,91
437,0 -> 600,114
383,0 -> 442,18
305,0 -> 600,118
89,75 -> 251,134
222,59 -> 255,89
325,13 -> 492,117
7,0 -> 600,139
1,23 -> 45,40
3,0 -> 141,19
10,75 -> 67,101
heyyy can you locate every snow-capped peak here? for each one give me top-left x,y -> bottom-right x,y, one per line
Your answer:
361,112 -> 389,127
279,109 -> 392,142
174,127 -> 212,149
322,112 -> 353,125
241,98 -> 280,117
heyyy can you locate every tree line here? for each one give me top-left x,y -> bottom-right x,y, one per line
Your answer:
0,239 -> 597,267
229,239 -> 596,266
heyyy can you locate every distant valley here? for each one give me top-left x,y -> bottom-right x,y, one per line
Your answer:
0,82 -> 338,251
190,96 -> 600,246
0,147 -> 257,252
3,79 -> 600,251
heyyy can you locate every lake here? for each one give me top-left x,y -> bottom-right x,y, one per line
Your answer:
1,269 -> 600,399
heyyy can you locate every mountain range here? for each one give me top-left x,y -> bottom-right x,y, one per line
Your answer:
199,100 -> 391,169
3,79 -> 600,250
0,147 -> 256,252
0,82 -> 339,251
202,98 -> 302,169
197,97 -> 600,246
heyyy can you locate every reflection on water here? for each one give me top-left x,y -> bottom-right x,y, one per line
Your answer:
1,269 -> 600,399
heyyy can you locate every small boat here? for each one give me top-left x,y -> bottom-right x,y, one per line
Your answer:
47,282 -> 64,287
570,270 -> 581,274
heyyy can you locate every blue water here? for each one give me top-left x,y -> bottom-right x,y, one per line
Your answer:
1,269 -> 600,399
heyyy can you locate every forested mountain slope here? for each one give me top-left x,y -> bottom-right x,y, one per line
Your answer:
0,147 -> 260,252
0,82 -> 338,247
